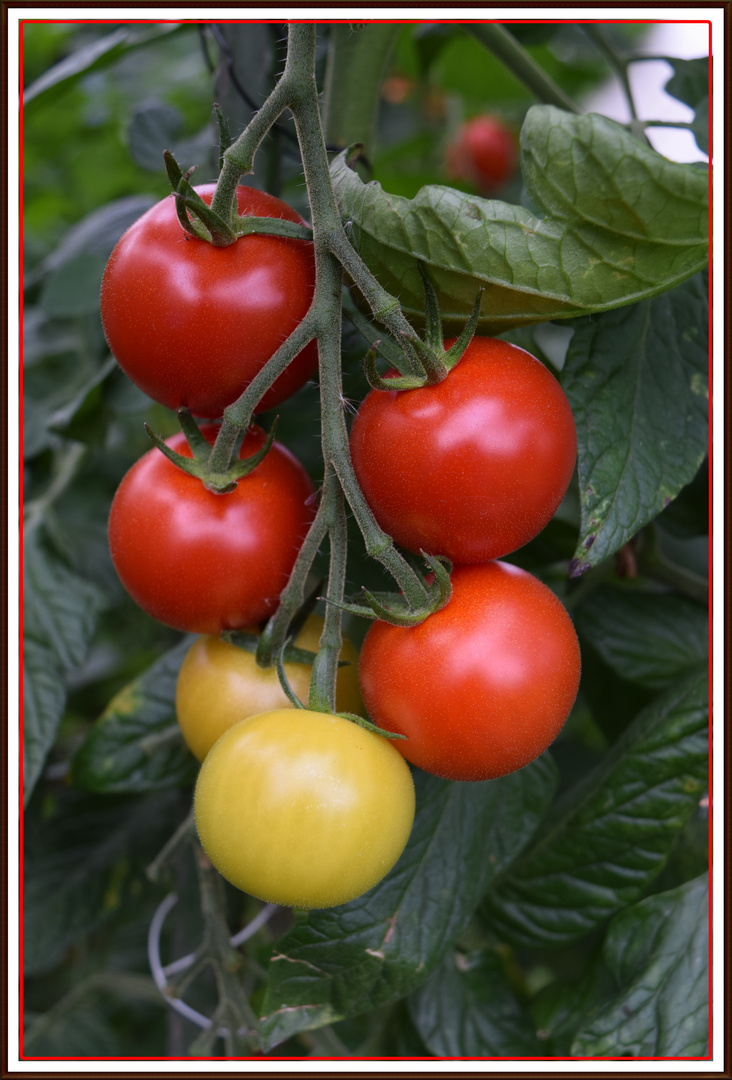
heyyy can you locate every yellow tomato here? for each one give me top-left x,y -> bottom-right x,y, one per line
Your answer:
175,614 -> 363,761
194,709 -> 415,909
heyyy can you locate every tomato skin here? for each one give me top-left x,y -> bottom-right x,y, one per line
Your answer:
101,185 -> 317,418
359,562 -> 581,782
176,614 -> 365,761
446,115 -> 517,193
350,336 -> 576,564
194,709 -> 415,908
108,426 -> 315,634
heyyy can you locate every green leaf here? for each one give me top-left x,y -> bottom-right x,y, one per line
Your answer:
571,875 -> 709,1056
481,668 -> 708,949
562,274 -> 708,574
259,756 -> 558,1050
72,638 -> 197,794
40,253 -> 108,317
23,25 -> 184,112
573,584 -> 708,689
23,789 -> 181,976
128,101 -> 183,170
22,637 -> 67,796
322,25 -> 400,153
330,106 -> 708,333
23,526 -> 106,804
408,948 -> 543,1056
664,57 -> 709,155
25,196 -> 157,290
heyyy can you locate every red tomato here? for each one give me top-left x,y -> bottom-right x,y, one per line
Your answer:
446,115 -> 517,193
350,336 -> 576,564
359,562 -> 581,782
108,426 -> 315,634
101,185 -> 317,418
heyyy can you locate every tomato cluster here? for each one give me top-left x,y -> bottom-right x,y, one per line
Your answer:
105,182 -> 580,912
104,189 -> 415,911
351,334 -> 581,783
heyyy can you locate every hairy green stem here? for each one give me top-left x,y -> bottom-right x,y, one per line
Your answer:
257,495 -> 330,668
210,77 -> 292,219
209,310 -> 318,473
469,23 -> 579,113
208,25 -> 433,700
329,231 -> 426,378
307,465 -> 346,712
194,850 -> 259,1047
582,24 -> 638,121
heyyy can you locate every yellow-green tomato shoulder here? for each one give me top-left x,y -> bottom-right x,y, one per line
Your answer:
176,614 -> 364,762
193,709 -> 415,909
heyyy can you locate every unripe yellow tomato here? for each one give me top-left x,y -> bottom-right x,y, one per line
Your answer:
194,709 -> 415,909
175,614 -> 363,761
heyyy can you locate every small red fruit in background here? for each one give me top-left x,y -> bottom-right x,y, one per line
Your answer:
108,426 -> 315,634
101,185 -> 317,419
446,115 -> 517,193
359,561 -> 581,783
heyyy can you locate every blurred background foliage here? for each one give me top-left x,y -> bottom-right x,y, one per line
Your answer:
21,20 -> 709,1059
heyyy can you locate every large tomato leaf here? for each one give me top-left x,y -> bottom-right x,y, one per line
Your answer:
571,875 -> 709,1056
72,638 -> 196,793
23,525 -> 106,806
663,57 -> 710,155
561,273 -> 708,575
23,25 -> 183,113
573,584 -> 708,690
330,105 -> 708,332
258,755 -> 558,1050
23,788 -> 181,976
407,948 -> 543,1057
481,667 -> 708,949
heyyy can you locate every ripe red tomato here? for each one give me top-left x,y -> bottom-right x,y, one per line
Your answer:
359,562 -> 581,782
101,185 -> 317,419
350,336 -> 576,564
446,115 -> 517,193
108,426 -> 315,634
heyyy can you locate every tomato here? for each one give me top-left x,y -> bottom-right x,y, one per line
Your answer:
108,426 -> 315,634
446,115 -> 517,193
350,336 -> 576,564
358,562 -> 581,782
176,614 -> 364,761
194,709 -> 415,908
101,185 -> 317,418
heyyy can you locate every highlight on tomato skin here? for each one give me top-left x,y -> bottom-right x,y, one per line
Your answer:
193,709 -> 416,910
358,561 -> 581,783
107,425 -> 315,635
350,336 -> 577,566
175,614 -> 364,762
100,184 -> 318,419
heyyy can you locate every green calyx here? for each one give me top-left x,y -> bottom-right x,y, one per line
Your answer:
365,262 -> 483,391
164,148 -> 312,247
335,712 -> 406,741
145,408 -> 278,494
222,628 -> 351,671
325,552 -> 453,627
